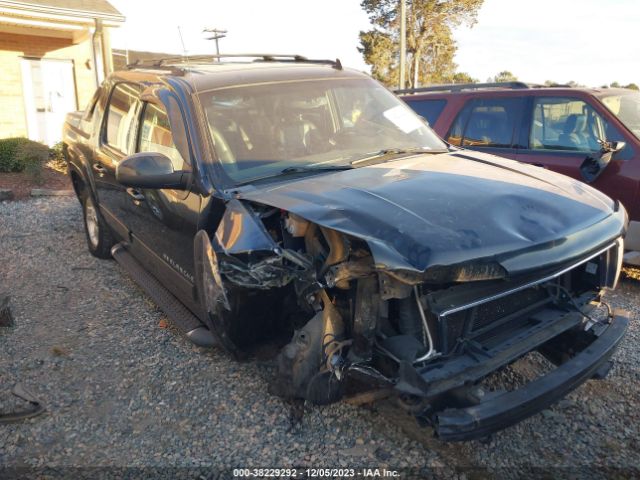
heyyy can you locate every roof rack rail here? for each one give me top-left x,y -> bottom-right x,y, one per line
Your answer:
125,59 -> 186,75
126,53 -> 342,71
395,81 -> 531,94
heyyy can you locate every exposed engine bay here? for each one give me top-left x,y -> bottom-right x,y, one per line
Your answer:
195,198 -> 626,438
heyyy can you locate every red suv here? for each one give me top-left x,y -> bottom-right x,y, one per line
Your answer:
399,82 -> 640,265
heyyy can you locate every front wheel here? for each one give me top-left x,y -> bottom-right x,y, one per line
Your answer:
82,193 -> 114,259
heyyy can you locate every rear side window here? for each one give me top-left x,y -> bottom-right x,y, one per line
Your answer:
447,98 -> 522,148
138,102 -> 187,171
530,97 -> 606,152
105,83 -> 141,154
404,99 -> 447,126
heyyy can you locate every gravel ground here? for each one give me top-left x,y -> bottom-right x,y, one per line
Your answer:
1,197 -> 639,479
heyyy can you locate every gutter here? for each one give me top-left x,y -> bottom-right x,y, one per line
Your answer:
0,1 -> 125,24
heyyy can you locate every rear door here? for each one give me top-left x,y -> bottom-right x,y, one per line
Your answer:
516,95 -> 635,207
444,97 -> 525,160
92,82 -> 142,239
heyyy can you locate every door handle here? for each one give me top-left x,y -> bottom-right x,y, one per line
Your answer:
532,163 -> 547,169
92,163 -> 107,177
126,187 -> 145,206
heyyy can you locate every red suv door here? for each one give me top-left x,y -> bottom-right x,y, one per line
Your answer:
516,94 -> 637,217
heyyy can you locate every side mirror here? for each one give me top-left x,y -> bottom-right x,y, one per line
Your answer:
599,140 -> 626,154
116,152 -> 190,190
579,140 -> 625,183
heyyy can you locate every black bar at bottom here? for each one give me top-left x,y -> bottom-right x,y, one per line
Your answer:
435,313 -> 629,441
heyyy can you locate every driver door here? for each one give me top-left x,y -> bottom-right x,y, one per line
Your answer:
516,96 -> 630,206
122,99 -> 201,312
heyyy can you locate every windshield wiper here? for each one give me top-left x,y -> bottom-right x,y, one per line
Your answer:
350,147 -> 448,165
240,164 -> 354,185
279,164 -> 353,174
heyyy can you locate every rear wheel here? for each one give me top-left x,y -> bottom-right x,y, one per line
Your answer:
82,193 -> 114,259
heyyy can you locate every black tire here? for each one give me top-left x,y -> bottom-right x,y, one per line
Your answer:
82,193 -> 115,259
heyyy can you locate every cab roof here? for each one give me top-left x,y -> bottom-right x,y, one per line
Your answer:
108,54 -> 369,93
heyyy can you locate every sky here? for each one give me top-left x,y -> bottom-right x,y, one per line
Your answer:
109,0 -> 640,87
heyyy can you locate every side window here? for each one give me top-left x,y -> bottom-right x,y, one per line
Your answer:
138,102 -> 187,171
446,103 -> 472,146
461,98 -> 520,148
530,97 -> 606,152
104,83 -> 141,154
446,98 -> 521,148
405,99 -> 447,126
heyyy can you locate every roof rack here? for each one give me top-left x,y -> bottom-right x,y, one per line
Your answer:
125,60 -> 186,75
126,54 -> 342,71
395,81 -> 532,94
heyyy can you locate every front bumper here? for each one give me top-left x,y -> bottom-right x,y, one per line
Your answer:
433,312 -> 628,441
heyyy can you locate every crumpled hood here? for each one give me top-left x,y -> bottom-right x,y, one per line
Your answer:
237,150 -> 626,276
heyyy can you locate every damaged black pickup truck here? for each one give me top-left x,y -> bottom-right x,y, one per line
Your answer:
62,54 -> 629,441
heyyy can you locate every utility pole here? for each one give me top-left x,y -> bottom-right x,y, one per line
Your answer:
399,0 -> 406,90
203,28 -> 227,59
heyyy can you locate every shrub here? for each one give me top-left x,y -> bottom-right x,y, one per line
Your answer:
16,141 -> 50,185
0,137 -> 32,172
48,141 -> 67,173
0,138 -> 56,185
49,141 -> 64,162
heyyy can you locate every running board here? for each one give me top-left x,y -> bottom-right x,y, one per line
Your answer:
111,243 -> 217,348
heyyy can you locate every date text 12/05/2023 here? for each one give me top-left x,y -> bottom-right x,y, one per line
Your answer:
233,468 -> 400,477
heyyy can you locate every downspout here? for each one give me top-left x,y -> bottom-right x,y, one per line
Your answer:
100,19 -> 114,75
89,22 -> 100,88
91,18 -> 105,86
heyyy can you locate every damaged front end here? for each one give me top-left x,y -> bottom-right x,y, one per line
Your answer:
195,198 -> 628,440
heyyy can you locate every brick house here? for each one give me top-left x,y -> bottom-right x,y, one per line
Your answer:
0,1 -> 124,144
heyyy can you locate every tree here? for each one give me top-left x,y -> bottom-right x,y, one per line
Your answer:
490,71 -> 518,83
359,0 -> 484,88
610,81 -> 621,88
451,72 -> 478,84
358,30 -> 397,84
624,83 -> 639,91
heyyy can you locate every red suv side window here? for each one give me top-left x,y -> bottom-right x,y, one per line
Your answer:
530,97 -> 605,152
447,98 -> 521,148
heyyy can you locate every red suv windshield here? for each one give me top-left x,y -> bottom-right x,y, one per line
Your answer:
601,91 -> 640,140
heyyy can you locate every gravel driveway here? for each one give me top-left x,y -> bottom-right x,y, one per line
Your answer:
1,197 -> 639,479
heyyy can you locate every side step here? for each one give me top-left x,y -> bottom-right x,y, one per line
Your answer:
111,243 -> 217,348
